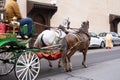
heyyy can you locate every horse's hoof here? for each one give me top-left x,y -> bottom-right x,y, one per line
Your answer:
65,69 -> 69,72
58,65 -> 61,68
49,65 -> 52,67
82,63 -> 87,68
83,64 -> 87,68
68,69 -> 72,72
84,65 -> 87,68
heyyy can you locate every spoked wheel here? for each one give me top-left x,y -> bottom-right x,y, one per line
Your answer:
15,50 -> 40,80
0,52 -> 15,76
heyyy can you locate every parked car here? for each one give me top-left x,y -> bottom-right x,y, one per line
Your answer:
98,32 -> 120,45
89,32 -> 105,48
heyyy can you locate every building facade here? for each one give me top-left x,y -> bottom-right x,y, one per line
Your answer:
16,0 -> 120,34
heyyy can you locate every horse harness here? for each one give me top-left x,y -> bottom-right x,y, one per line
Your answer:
67,32 -> 90,51
68,33 -> 82,51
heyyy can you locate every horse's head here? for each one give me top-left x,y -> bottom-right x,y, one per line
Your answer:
58,18 -> 71,34
61,18 -> 71,29
58,25 -> 69,34
82,20 -> 89,28
79,20 -> 89,33
65,18 -> 71,29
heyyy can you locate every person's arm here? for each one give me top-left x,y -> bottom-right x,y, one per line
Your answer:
12,1 -> 22,19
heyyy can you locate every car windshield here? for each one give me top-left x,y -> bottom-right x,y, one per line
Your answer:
99,32 -> 120,37
110,32 -> 119,37
89,32 -> 97,37
98,32 -> 107,37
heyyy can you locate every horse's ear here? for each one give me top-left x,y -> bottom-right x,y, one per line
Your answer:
58,24 -> 63,29
67,21 -> 70,29
86,20 -> 89,25
86,20 -> 89,29
83,21 -> 86,24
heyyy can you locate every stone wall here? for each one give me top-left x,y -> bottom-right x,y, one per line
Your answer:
17,0 -> 27,18
27,0 -> 120,34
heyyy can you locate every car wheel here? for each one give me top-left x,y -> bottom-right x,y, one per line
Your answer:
100,41 -> 105,48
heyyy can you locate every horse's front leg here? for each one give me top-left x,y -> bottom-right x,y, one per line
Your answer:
67,50 -> 75,72
82,50 -> 87,68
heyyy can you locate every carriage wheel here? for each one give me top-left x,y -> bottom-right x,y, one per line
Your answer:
15,51 -> 40,80
0,52 -> 15,76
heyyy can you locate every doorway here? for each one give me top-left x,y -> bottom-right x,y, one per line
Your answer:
27,1 -> 57,46
109,14 -> 120,33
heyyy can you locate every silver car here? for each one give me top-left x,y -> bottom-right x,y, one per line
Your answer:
98,32 -> 120,45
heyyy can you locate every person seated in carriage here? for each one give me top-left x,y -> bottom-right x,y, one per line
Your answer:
5,0 -> 33,39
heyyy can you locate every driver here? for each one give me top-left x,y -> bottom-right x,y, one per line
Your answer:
5,0 -> 33,39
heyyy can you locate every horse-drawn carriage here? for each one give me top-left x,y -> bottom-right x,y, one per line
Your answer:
0,19 -> 90,80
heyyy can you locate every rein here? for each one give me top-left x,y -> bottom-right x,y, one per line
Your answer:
51,34 -> 57,45
55,29 -> 62,38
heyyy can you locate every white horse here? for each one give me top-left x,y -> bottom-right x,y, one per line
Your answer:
34,28 -> 66,48
34,18 -> 70,48
34,18 -> 70,67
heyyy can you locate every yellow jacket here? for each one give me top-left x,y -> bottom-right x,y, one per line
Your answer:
5,0 -> 22,22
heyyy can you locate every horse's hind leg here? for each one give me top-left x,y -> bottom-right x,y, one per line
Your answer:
62,55 -> 68,72
48,60 -> 52,67
61,39 -> 69,72
58,58 -> 61,68
82,49 -> 87,68
61,48 -> 69,72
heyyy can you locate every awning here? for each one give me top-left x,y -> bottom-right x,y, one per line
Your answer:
27,1 -> 57,17
109,14 -> 120,23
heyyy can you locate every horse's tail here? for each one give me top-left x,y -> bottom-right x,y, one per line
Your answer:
60,38 -> 68,54
41,34 -> 47,47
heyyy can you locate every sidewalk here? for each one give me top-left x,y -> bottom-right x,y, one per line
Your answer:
40,58 -> 120,80
88,46 -> 120,54
74,46 -> 120,56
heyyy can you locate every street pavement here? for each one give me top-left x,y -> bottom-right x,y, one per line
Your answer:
0,46 -> 120,80
39,47 -> 120,80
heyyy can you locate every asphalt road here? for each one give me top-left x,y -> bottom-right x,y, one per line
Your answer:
0,46 -> 120,80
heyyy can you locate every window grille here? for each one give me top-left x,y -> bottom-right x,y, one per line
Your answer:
0,0 -> 6,22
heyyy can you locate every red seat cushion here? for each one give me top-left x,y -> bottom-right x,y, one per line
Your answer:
6,25 -> 19,33
0,23 -> 6,33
